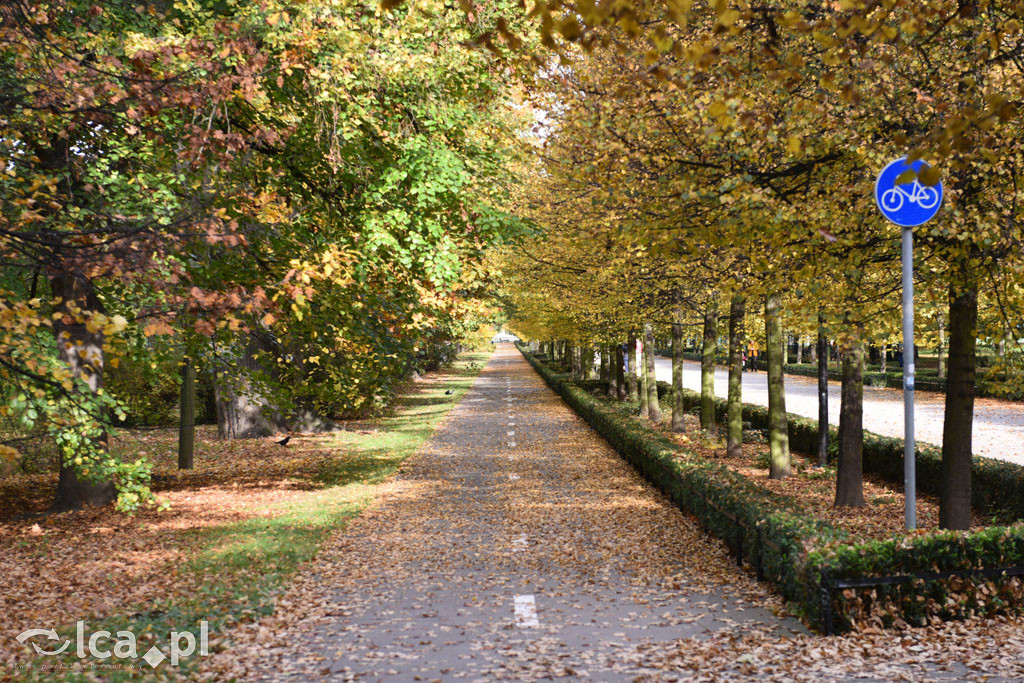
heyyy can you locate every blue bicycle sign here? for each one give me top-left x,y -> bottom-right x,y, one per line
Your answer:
874,157 -> 943,227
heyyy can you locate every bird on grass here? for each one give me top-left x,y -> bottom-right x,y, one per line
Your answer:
277,435 -> 291,446
445,389 -> 453,395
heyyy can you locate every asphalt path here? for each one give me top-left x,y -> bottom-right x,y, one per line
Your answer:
228,344 -> 805,681
653,357 -> 1024,466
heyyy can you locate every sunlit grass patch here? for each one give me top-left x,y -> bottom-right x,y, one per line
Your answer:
10,351 -> 489,681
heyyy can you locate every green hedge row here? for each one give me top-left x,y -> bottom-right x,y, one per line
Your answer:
521,345 -> 1024,633
781,363 -> 947,393
655,381 -> 1024,524
675,352 -> 1016,399
519,347 -> 844,624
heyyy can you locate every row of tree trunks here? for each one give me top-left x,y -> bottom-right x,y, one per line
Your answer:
581,346 -> 595,380
530,279 -> 976,529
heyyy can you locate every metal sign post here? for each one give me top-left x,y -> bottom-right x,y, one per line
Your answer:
901,226 -> 916,530
874,157 -> 943,531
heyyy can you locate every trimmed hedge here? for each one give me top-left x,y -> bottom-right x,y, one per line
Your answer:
657,381 -> 1024,524
675,353 -> 1013,398
520,344 -> 1024,634
782,362 -> 947,392
519,347 -> 844,622
805,526 -> 1024,632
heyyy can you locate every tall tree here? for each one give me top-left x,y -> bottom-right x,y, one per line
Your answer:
835,327 -> 866,507
643,322 -> 661,423
700,297 -> 718,434
726,296 -> 745,458
766,294 -> 791,479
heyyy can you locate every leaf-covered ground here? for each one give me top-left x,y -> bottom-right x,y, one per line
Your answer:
206,345 -> 1024,681
6,345 -> 1024,680
653,413 -> 983,540
207,345 -> 807,680
0,352 -> 489,679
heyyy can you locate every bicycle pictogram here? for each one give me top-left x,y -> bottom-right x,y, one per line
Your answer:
880,179 -> 940,212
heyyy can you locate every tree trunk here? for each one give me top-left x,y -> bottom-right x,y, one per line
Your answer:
766,294 -> 791,478
835,330 -> 866,507
639,336 -> 650,418
672,311 -> 686,432
214,332 -> 285,440
602,344 -> 610,397
880,343 -> 887,374
615,342 -> 627,401
727,296 -> 745,457
937,314 -> 946,380
700,296 -> 718,433
49,273 -> 117,511
599,344 -> 610,382
817,313 -> 829,466
796,336 -> 804,364
808,331 -> 818,363
940,282 -> 977,530
644,322 -> 661,422
178,358 -> 196,470
582,346 -> 595,380
627,331 -> 639,402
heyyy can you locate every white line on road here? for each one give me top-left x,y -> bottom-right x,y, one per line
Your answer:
513,594 -> 539,627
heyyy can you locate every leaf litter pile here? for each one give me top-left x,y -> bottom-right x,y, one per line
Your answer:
0,354 -> 485,673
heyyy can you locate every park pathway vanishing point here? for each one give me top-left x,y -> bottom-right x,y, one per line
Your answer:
213,344 -> 805,681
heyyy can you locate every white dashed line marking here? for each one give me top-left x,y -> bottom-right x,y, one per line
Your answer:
513,595 -> 539,627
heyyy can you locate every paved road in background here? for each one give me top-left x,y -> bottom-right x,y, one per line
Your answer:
654,357 -> 1024,466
